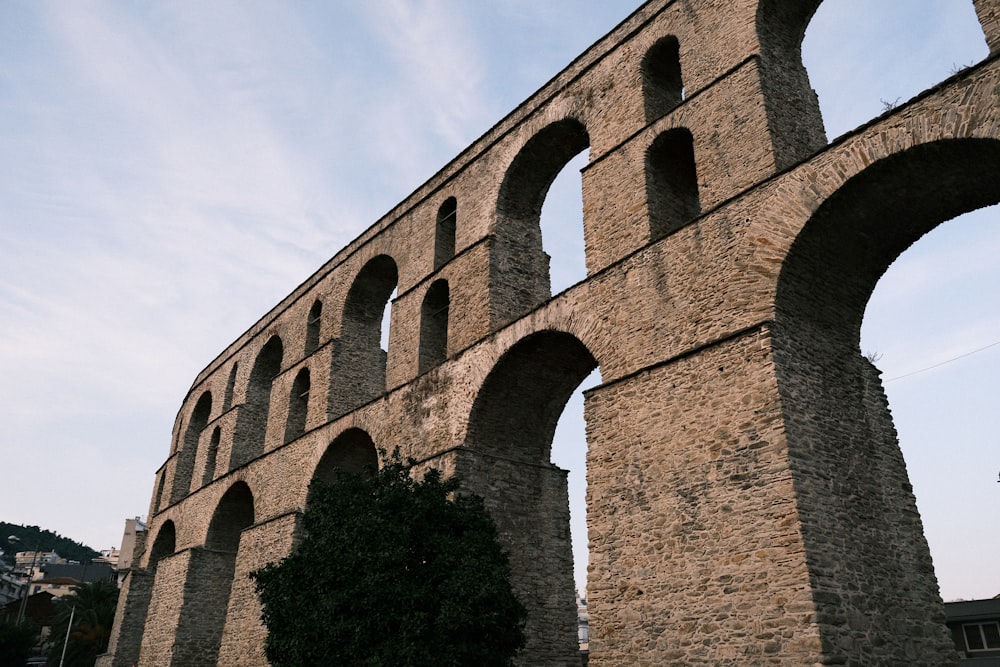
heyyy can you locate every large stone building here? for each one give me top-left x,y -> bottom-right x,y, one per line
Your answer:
101,0 -> 1000,664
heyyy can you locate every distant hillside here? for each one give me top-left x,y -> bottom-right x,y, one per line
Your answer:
0,522 -> 100,565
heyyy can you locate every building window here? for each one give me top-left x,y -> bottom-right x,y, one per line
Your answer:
964,622 -> 1000,652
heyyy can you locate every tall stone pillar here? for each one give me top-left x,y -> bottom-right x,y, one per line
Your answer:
138,548 -> 238,667
585,328 -> 823,665
217,512 -> 302,667
580,323 -> 958,665
455,448 -> 580,667
96,569 -> 153,667
769,322 -> 959,666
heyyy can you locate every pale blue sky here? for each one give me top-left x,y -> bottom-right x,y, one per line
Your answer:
1,1 -> 996,603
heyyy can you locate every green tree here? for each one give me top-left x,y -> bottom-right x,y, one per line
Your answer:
251,452 -> 526,667
0,621 -> 39,666
1,523 -> 101,565
47,580 -> 119,667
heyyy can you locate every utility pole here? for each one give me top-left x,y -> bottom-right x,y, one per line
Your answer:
7,535 -> 41,624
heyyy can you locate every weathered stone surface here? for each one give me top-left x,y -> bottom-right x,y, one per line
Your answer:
103,0 -> 1000,664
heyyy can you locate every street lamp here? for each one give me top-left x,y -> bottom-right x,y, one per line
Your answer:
7,535 -> 41,625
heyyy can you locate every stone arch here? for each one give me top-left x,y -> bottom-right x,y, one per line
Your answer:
222,363 -> 238,411
434,197 -> 457,270
801,1 -> 989,139
469,330 -> 598,463
642,35 -> 684,122
753,0 -> 827,167
201,426 -> 221,487
165,482 -> 255,667
329,255 -> 398,419
206,481 -> 255,551
772,137 -> 1000,660
418,279 -> 449,373
756,0 -> 822,59
646,127 -> 700,241
493,118 -> 590,323
305,299 -> 323,355
152,472 -> 166,515
113,519 -> 177,667
762,0 -> 1000,64
313,427 -> 379,487
171,391 -> 212,504
147,520 -> 176,569
777,138 -> 1000,336
231,336 -> 283,470
284,368 -> 311,443
465,330 -> 598,662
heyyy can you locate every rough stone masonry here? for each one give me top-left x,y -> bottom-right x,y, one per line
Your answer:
99,0 -> 1000,664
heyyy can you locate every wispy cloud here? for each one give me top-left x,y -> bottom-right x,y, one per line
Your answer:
370,0 -> 488,143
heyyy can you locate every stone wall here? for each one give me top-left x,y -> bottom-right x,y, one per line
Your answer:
103,0 -> 1000,664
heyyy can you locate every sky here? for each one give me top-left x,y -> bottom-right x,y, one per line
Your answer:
0,0 -> 996,603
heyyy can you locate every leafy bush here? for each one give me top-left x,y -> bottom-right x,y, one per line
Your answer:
251,452 -> 526,667
0,621 -> 39,666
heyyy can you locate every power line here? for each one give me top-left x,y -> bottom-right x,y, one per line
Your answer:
885,338 -> 1000,383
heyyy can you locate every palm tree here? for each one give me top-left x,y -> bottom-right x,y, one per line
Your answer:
48,580 -> 119,667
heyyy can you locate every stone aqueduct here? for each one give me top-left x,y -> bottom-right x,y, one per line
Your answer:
101,0 -> 1000,664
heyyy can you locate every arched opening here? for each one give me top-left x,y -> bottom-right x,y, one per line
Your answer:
860,206 -> 1000,603
125,519 -> 177,667
305,300 -> 323,355
801,0 -> 988,140
171,391 -> 212,503
797,1 -> 994,605
540,149 -> 589,295
642,35 -> 684,122
330,255 -> 398,419
550,368 -> 601,605
284,368 -> 311,443
231,336 -> 283,470
418,279 -> 449,373
646,128 -> 700,241
147,520 -> 176,569
313,428 -> 378,489
470,332 -> 598,462
753,0 -> 827,167
169,482 -> 255,666
201,426 -> 221,487
222,363 -> 238,412
774,138 -> 1000,660
153,472 -> 166,514
494,119 -> 590,323
755,0 -> 988,158
206,482 -> 255,552
434,197 -> 457,270
466,331 -> 600,663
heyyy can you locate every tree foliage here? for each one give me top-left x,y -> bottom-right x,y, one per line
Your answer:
0,621 -> 39,666
47,580 -> 119,667
251,452 -> 526,667
0,523 -> 100,566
